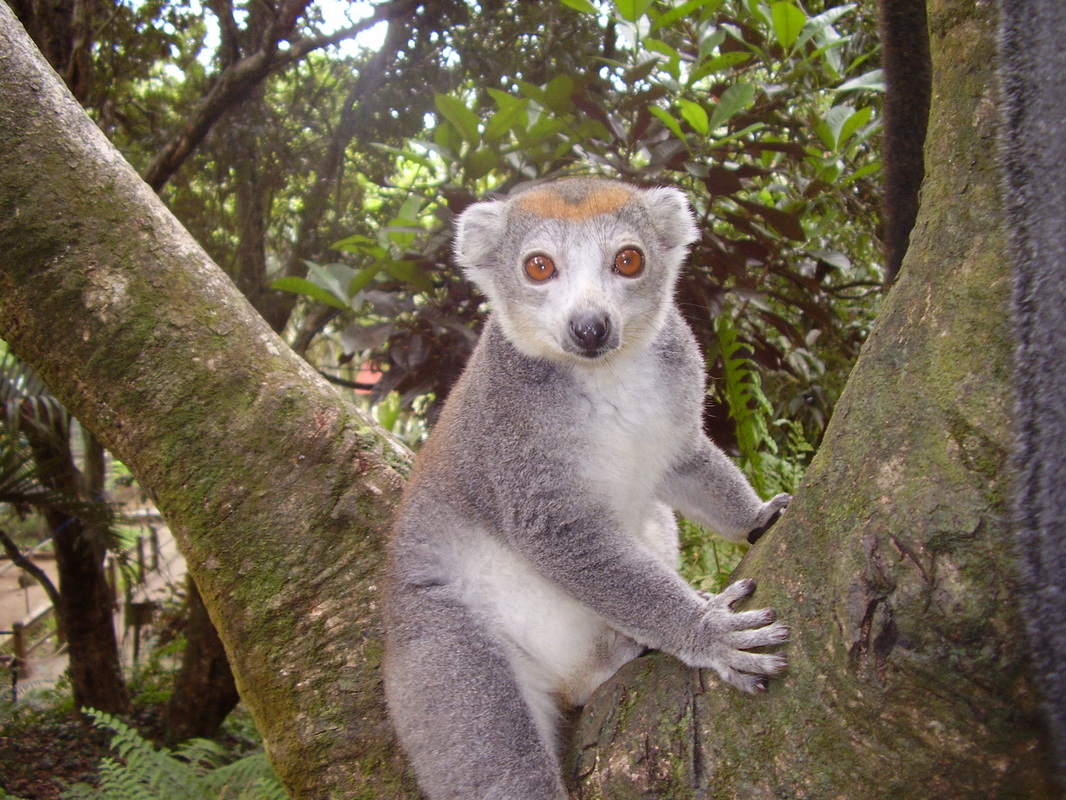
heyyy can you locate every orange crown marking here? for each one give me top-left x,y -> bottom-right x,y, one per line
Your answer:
513,184 -> 633,221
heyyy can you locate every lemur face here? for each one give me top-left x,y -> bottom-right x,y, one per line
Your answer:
454,178 -> 698,365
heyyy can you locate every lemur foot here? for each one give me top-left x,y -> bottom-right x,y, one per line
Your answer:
747,493 -> 792,544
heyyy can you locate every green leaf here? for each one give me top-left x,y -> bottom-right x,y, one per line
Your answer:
622,57 -> 662,85
484,91 -> 529,142
651,0 -> 719,32
792,3 -> 854,52
836,69 -> 885,94
515,79 -> 546,106
648,105 -> 686,141
688,52 -> 751,86
816,104 -> 870,150
737,200 -> 806,241
385,259 -> 434,293
434,93 -> 481,147
614,0 -> 655,22
348,263 -> 383,296
838,105 -> 873,148
305,260 -> 357,300
464,147 -> 500,181
368,142 -> 438,170
771,1 -> 807,52
559,0 -> 598,13
270,277 -> 350,309
644,38 -> 681,80
678,98 -> 710,135
543,74 -> 576,114
433,120 -> 463,154
330,233 -> 376,254
708,82 -> 757,130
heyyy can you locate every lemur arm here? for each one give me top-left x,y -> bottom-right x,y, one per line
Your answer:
657,436 -> 791,543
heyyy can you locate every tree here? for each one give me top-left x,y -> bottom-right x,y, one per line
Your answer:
0,345 -> 129,715
0,7 -> 409,795
0,3 -> 1057,800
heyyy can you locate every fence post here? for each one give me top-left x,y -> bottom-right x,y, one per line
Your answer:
11,621 -> 28,680
149,525 -> 160,570
105,554 -> 118,609
135,539 -> 146,584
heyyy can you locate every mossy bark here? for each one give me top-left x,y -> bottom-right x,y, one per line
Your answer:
572,2 -> 1056,797
0,8 -> 417,798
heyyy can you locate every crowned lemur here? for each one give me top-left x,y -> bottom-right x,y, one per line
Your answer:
382,178 -> 792,800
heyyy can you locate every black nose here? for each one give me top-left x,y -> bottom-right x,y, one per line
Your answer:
569,312 -> 611,355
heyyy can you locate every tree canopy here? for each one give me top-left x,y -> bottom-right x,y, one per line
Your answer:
10,0 -> 885,463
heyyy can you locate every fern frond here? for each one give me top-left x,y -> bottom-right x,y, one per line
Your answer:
203,751 -> 287,799
69,708 -> 289,800
713,313 -> 811,497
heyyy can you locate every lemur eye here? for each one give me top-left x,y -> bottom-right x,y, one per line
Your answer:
524,254 -> 557,282
613,248 -> 644,277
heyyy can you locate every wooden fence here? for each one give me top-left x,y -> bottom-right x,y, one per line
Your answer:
0,510 -> 169,699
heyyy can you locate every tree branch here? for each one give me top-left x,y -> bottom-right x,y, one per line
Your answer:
0,527 -> 62,616
142,0 -> 418,192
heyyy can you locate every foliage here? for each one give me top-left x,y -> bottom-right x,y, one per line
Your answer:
61,710 -> 287,800
715,309 -> 812,496
678,518 -> 748,593
275,0 -> 884,459
0,349 -> 121,560
12,0 -> 885,457
681,308 -> 812,592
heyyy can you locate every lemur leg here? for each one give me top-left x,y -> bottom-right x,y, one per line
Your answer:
384,591 -> 567,800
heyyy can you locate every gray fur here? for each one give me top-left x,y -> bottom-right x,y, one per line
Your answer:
383,178 -> 790,800
1000,0 -> 1066,788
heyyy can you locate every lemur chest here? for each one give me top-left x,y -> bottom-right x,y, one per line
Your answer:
572,358 -> 690,502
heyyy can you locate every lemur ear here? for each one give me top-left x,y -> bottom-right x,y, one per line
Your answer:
454,200 -> 507,271
639,186 -> 700,250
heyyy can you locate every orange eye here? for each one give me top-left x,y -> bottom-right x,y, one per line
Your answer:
614,248 -> 644,277
524,254 -> 557,282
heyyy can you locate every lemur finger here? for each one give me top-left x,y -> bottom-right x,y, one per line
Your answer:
711,578 -> 757,609
768,493 -> 792,512
720,649 -> 788,677
723,622 -> 790,650
710,606 -> 776,632
748,494 -> 792,544
709,663 -> 774,694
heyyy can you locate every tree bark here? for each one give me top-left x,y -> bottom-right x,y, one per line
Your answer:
0,8 -> 414,797
572,1 -> 1055,796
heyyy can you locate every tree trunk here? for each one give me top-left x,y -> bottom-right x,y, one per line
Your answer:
572,1 -> 1055,797
163,577 -> 240,744
0,8 -> 413,797
22,416 -> 129,716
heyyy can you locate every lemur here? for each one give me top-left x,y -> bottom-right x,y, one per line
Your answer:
383,178 -> 791,800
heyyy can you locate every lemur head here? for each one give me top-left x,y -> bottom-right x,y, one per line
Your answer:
454,178 -> 699,364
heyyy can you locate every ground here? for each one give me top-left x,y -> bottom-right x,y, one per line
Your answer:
0,707 -> 111,799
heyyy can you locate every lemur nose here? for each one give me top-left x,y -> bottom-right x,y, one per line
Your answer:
569,312 -> 611,355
